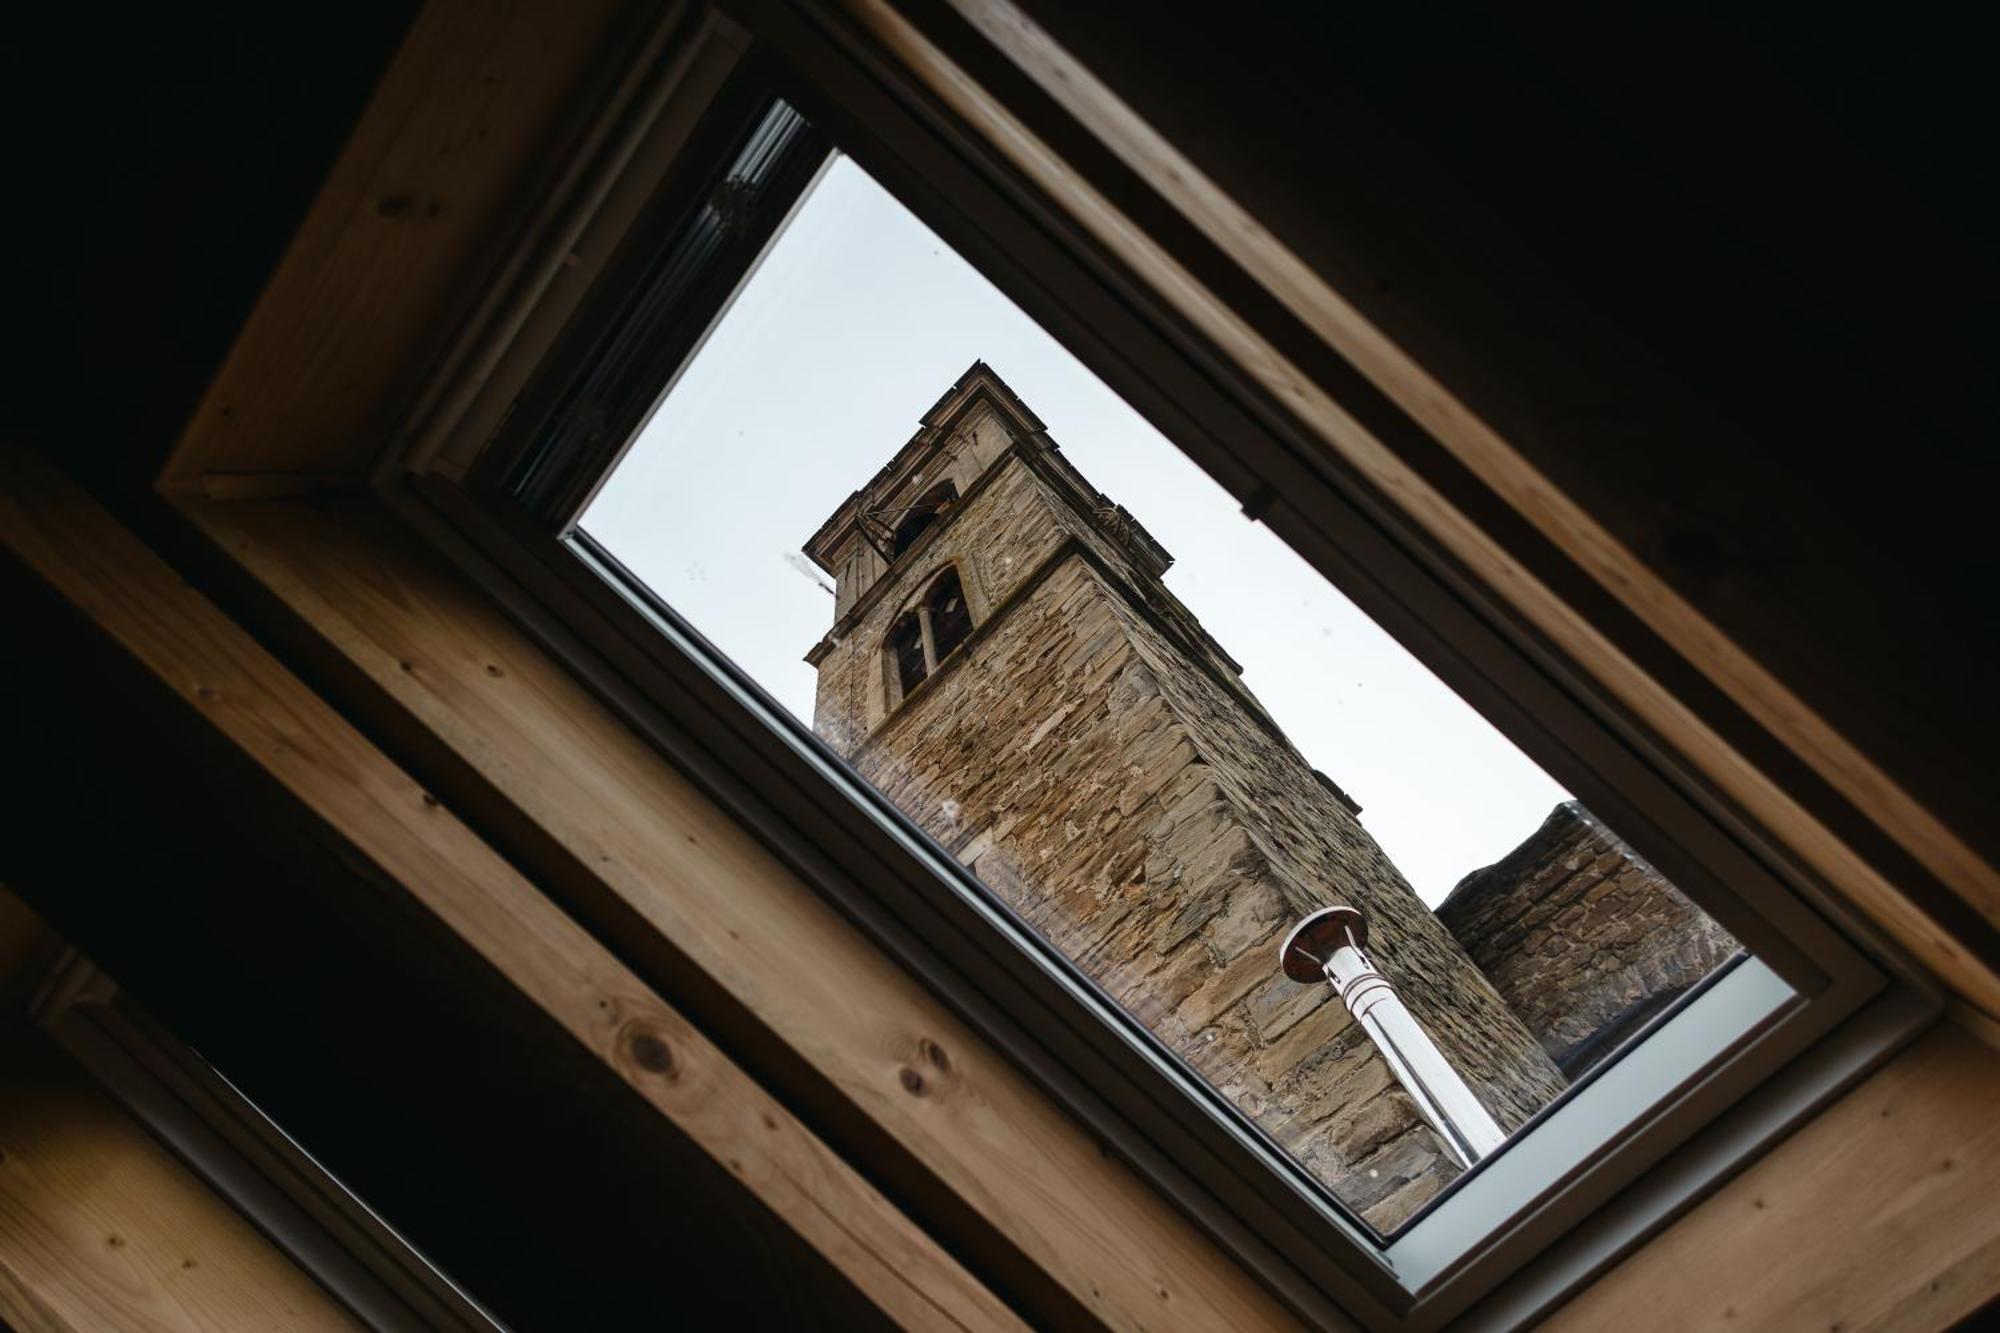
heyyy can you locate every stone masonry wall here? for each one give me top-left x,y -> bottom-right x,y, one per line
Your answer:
1088,580 -> 1568,1132
1010,431 -> 1567,1129
813,451 -> 1071,749
849,551 -> 1458,1227
810,421 -> 1568,1228
1437,802 -> 1742,1079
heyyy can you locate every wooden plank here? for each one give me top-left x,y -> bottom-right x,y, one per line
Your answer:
174,492 -> 1305,1332
1949,999 -> 2000,1055
0,449 -> 1027,1333
0,1022 -> 362,1333
8,578 -> 898,1327
1545,1020 -> 2000,1332
159,0 -> 632,492
851,0 -> 2000,1018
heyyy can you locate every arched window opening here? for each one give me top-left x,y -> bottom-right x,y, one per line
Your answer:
889,481 -> 958,557
927,568 -> 972,660
889,610 -> 928,698
886,566 -> 974,702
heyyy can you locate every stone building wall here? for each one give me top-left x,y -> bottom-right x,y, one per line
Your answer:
823,400 -> 1020,623
848,546 -> 1457,1226
1087,573 -> 1567,1132
805,372 -> 1567,1228
1437,802 -> 1742,1079
810,434 -> 1047,746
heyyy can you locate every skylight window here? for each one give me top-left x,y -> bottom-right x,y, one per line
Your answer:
577,149 -> 1759,1235
447,67 -> 1913,1323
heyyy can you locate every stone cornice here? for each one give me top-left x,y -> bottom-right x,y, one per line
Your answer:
802,361 -> 1040,570
803,436 -> 1200,670
804,431 -> 1027,664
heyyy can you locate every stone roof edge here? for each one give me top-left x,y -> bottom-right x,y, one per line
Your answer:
805,430 -> 1040,662
805,434 -> 1193,666
801,360 -> 1045,570
1434,799 -> 1589,922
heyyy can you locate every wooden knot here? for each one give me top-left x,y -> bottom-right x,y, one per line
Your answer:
625,1027 -> 675,1077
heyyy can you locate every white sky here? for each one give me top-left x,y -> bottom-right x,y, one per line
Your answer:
582,156 -> 1571,906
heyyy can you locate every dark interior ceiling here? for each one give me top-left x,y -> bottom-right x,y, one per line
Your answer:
2,5 -> 417,491
993,0 -> 1997,885
3,3 -> 1994,1326
8,4 -> 1991,866
4,564 -> 897,1329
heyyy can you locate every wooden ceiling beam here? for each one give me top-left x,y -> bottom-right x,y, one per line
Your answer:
168,475 -> 1307,1332
2,446 -> 1025,1333
158,0 -> 640,496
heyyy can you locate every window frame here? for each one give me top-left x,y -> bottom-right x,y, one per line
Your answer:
385,9 -> 1940,1327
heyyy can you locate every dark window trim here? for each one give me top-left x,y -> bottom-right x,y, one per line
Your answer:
498,86 -> 833,523
377,9 -> 1942,1328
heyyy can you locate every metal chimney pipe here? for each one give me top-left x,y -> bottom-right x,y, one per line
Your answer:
1280,905 -> 1507,1168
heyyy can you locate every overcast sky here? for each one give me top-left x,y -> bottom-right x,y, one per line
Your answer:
582,156 -> 1570,906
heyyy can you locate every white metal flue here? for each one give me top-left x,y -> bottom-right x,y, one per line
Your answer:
1281,905 -> 1507,1169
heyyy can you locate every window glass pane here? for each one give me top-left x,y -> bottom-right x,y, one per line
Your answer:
579,149 -> 1764,1235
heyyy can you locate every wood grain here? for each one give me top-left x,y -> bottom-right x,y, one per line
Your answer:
1545,1020 -> 2000,1332
0,1022 -> 361,1333
1,448 -> 1026,1333
854,0 -> 2000,1018
174,490 -> 1307,1333
159,0 -> 631,493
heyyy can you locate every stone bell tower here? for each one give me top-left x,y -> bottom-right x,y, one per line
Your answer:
803,362 -> 1564,1228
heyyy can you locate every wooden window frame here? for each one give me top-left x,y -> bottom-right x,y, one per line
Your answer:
374,5 -> 1941,1327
